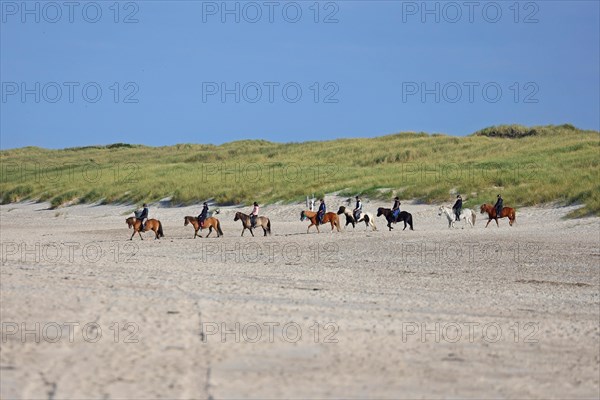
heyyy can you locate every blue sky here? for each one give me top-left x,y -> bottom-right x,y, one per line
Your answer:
1,0 -> 599,149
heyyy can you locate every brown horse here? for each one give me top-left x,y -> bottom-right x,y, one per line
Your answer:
480,204 -> 516,227
126,217 -> 164,240
184,216 -> 223,238
234,212 -> 271,237
300,210 -> 341,233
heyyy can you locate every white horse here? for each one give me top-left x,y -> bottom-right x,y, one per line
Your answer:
337,206 -> 377,231
438,205 -> 476,228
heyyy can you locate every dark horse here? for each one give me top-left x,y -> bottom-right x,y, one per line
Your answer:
184,216 -> 223,238
126,217 -> 164,240
480,204 -> 516,227
234,212 -> 271,237
376,208 -> 414,231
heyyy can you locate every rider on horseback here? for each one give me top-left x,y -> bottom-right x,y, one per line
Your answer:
197,202 -> 209,228
392,197 -> 401,222
137,203 -> 149,231
452,195 -> 462,222
317,198 -> 326,225
494,194 -> 503,218
250,202 -> 259,228
353,196 -> 362,221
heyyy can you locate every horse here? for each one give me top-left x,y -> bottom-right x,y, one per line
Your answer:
126,217 -> 164,240
438,205 -> 476,228
376,208 -> 414,231
336,206 -> 377,231
184,216 -> 223,238
480,204 -> 516,227
300,210 -> 341,234
234,212 -> 271,237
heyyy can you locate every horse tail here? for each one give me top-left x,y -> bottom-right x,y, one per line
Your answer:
158,221 -> 164,237
409,214 -> 414,230
512,210 -> 516,224
217,220 -> 224,236
267,219 -> 272,235
472,212 -> 476,226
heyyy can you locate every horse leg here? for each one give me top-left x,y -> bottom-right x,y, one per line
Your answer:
155,228 -> 159,239
495,218 -> 499,227
138,231 -> 143,240
249,228 -> 254,237
241,227 -> 245,237
262,226 -> 267,236
130,231 -> 135,240
403,221 -> 407,230
485,219 -> 491,228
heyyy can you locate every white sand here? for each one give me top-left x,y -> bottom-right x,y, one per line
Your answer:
1,198 -> 599,399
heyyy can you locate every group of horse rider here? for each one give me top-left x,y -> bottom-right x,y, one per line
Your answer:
138,202 -> 262,230
452,194 -> 503,221
197,201 -> 259,228
135,193 -> 506,229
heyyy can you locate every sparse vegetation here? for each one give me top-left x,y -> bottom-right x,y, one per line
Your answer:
1,125 -> 598,216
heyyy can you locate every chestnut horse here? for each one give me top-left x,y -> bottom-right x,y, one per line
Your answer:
184,216 -> 223,238
480,204 -> 516,227
300,210 -> 340,233
126,217 -> 164,240
234,212 -> 271,237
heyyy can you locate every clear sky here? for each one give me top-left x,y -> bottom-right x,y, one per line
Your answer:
1,0 -> 598,149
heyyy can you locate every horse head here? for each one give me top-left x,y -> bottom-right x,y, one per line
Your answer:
184,217 -> 190,226
377,208 -> 384,217
233,212 -> 240,221
300,211 -> 306,221
438,206 -> 444,216
480,204 -> 487,214
336,206 -> 346,215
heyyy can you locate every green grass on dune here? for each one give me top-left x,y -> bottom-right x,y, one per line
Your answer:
1,124 -> 598,217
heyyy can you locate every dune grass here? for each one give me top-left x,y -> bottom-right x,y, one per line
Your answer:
1,124 -> 598,217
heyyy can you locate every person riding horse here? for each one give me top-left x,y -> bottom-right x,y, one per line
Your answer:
392,197 -> 401,222
452,195 -> 462,222
136,203 -> 149,231
353,196 -> 363,221
250,202 -> 259,228
197,202 -> 209,228
494,194 -> 503,218
317,198 -> 326,225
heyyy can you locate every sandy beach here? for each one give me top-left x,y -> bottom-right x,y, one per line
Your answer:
1,198 -> 598,399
